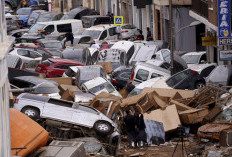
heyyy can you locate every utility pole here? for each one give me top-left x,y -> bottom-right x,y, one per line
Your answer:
169,0 -> 174,75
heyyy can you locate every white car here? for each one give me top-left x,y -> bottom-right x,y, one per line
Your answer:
81,77 -> 122,98
14,93 -> 118,136
127,77 -> 171,97
181,51 -> 207,68
190,63 -> 217,78
82,24 -> 119,42
120,24 -> 139,39
9,48 -> 42,63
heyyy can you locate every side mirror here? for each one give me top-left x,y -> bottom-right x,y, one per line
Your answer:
200,60 -> 205,64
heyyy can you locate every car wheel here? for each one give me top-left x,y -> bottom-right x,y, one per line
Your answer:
94,121 -> 112,136
195,82 -> 205,89
22,107 -> 40,120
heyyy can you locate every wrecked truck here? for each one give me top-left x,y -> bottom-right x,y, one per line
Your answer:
13,93 -> 120,145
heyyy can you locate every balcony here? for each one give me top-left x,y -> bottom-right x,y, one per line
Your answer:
191,0 -> 208,18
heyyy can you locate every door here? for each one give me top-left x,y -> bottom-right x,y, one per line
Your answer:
108,27 -> 117,40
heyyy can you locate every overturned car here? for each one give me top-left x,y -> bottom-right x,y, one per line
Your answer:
13,93 -> 120,145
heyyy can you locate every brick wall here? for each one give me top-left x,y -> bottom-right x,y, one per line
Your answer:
208,0 -> 218,27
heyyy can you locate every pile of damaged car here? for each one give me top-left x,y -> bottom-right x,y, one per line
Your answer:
5,3 -> 232,157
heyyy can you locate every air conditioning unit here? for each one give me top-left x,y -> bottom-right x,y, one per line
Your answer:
39,140 -> 86,157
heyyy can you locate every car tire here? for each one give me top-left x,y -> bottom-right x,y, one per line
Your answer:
22,107 -> 40,120
94,121 -> 112,136
195,82 -> 205,89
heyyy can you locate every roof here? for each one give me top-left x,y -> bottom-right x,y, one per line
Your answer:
48,58 -> 84,65
82,15 -> 110,18
20,93 -> 50,102
13,76 -> 58,86
37,19 -> 81,25
86,24 -> 116,31
135,62 -> 170,74
183,51 -> 206,56
190,63 -> 217,73
39,12 -> 63,17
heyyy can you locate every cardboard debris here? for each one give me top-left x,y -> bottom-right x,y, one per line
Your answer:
179,108 -> 209,124
119,88 -> 129,98
61,89 -> 75,101
59,84 -> 80,93
203,106 -> 222,123
96,62 -> 113,74
170,100 -> 193,111
48,77 -> 73,85
144,105 -> 181,132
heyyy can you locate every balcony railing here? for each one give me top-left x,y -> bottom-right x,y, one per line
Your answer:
191,0 -> 208,18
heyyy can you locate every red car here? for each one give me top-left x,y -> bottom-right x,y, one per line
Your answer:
35,58 -> 85,78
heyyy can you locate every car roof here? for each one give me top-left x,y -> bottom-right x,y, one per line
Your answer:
20,93 -> 50,102
183,51 -> 206,56
39,40 -> 61,43
135,62 -> 171,74
48,58 -> 84,65
40,12 -> 62,16
83,77 -> 107,88
190,63 -> 217,73
13,76 -> 59,86
82,15 -> 109,18
85,24 -> 116,31
37,19 -> 81,25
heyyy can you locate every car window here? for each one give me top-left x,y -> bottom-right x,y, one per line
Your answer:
120,72 -> 131,79
17,49 -> 30,57
57,23 -> 72,32
42,60 -> 53,66
160,62 -> 170,69
44,25 -> 54,34
151,73 -> 162,79
11,79 -> 34,88
48,98 -> 73,107
79,105 -> 98,114
36,49 -> 51,56
135,69 -> 149,81
200,65 -> 216,78
109,27 -> 117,36
88,81 -> 115,94
99,30 -> 107,40
166,70 -> 189,87
54,65 -> 70,69
79,37 -> 91,44
65,68 -> 76,77
29,50 -> 41,58
200,54 -> 206,63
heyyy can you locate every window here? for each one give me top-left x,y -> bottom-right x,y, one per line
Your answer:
57,24 -> 72,32
109,27 -> 117,36
17,49 -> 30,57
135,69 -> 149,81
120,72 -> 131,79
79,37 -> 91,44
200,65 -> 216,78
209,0 -> 213,9
99,30 -> 107,40
44,25 -> 54,34
151,73 -> 162,79
29,50 -> 41,58
54,65 -> 70,69
166,70 -> 189,87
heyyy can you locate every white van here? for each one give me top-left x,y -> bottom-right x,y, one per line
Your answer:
129,62 -> 171,85
82,24 -> 119,42
27,19 -> 83,35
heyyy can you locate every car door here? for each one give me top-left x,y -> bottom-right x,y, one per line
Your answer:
133,69 -> 149,85
41,100 -> 73,121
71,105 -> 99,128
108,27 -> 117,40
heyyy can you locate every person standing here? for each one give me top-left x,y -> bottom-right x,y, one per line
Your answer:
146,27 -> 152,41
137,114 -> 147,147
124,110 -> 136,147
136,30 -> 144,40
63,32 -> 74,49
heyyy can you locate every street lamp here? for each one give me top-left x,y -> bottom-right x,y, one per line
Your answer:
174,21 -> 202,36
9,82 -> 59,94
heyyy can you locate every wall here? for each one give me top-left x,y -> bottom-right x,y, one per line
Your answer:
0,0 -> 15,156
208,0 -> 217,27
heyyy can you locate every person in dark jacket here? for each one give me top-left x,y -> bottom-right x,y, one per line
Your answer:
137,114 -> 147,147
136,30 -> 144,40
146,27 -> 152,41
63,32 -> 74,48
124,110 -> 136,147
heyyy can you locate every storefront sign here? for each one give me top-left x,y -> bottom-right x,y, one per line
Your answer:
219,50 -> 232,61
218,0 -> 232,45
202,36 -> 216,46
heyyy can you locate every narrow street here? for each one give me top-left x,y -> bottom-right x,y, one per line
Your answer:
1,0 -> 232,157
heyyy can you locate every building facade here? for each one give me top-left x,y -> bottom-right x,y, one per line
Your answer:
0,0 -> 15,156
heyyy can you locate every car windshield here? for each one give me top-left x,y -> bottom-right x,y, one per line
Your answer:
82,30 -> 101,39
61,14 -> 74,20
88,81 -> 115,94
43,42 -> 62,48
28,24 -> 46,33
182,55 -> 201,64
65,68 -> 76,77
41,59 -> 53,66
17,9 -> 31,15
127,88 -> 142,97
37,16 -> 52,22
214,107 -> 232,121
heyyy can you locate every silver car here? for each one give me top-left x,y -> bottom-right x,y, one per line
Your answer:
14,93 -> 118,136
